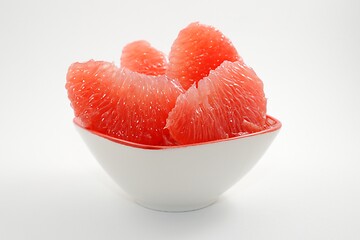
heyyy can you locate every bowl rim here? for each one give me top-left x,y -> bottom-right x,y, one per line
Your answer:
73,115 -> 282,150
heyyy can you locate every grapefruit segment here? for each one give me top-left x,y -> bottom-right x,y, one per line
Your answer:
167,22 -> 241,90
121,40 -> 167,76
166,60 -> 267,145
66,60 -> 184,145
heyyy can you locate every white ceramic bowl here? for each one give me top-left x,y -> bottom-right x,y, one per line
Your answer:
74,116 -> 281,212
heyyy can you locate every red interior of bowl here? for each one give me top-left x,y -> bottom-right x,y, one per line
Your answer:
73,115 -> 282,150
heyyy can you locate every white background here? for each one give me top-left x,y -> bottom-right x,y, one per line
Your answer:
1,0 -> 360,239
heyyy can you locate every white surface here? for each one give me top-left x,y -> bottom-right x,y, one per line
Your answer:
0,0 -> 359,239
75,120 -> 279,212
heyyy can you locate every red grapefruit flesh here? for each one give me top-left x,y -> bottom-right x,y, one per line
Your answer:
66,60 -> 184,145
121,40 -> 167,76
167,22 -> 241,90
166,60 -> 267,145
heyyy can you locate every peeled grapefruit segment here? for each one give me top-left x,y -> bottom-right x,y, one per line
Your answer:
166,60 -> 267,145
121,40 -> 167,76
167,22 -> 241,90
66,60 -> 184,145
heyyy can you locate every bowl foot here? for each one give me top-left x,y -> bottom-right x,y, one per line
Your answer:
135,199 -> 218,212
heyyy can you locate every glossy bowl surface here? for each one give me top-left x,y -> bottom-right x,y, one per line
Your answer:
74,116 -> 281,212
